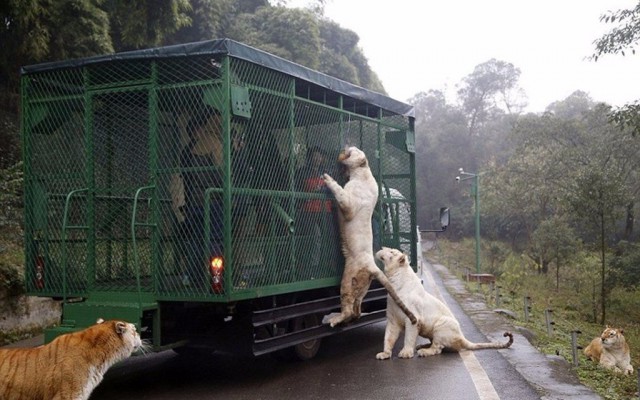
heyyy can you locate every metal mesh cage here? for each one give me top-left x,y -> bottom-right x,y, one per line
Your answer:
22,40 -> 417,302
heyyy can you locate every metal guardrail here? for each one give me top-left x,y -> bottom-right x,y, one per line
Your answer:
61,188 -> 89,302
131,185 -> 156,313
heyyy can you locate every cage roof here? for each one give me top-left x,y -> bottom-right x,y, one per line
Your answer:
21,38 -> 414,118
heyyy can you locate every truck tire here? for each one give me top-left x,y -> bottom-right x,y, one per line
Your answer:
291,313 -> 322,360
276,313 -> 322,361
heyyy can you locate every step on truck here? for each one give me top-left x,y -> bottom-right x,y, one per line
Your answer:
20,38 -> 418,360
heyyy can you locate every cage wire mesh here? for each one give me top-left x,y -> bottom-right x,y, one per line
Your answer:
22,43 -> 416,301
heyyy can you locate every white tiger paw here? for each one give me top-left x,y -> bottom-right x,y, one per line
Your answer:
417,348 -> 438,357
398,348 -> 414,359
376,351 -> 391,360
322,173 -> 335,184
625,365 -> 634,375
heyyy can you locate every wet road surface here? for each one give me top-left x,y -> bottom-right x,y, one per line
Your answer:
6,245 -> 601,399
88,254 -> 599,399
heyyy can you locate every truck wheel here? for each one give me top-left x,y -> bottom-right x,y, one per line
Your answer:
290,314 -> 321,361
273,313 -> 322,361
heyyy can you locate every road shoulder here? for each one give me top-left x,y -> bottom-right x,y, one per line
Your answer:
425,259 -> 601,400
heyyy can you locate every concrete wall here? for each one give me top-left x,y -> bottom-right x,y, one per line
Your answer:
0,291 -> 61,335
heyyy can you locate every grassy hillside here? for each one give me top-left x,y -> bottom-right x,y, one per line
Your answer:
427,238 -> 639,400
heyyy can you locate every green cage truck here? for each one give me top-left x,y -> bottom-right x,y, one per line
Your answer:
20,38 -> 417,360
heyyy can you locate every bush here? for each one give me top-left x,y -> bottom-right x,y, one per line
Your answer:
431,238 -> 640,400
0,161 -> 25,296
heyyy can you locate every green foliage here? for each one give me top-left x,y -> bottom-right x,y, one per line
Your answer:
592,2 -> 640,137
224,6 -> 321,69
484,240 -> 509,276
495,252 -> 536,294
166,0 -> 233,44
456,58 -> 525,135
609,102 -> 640,137
0,109 -> 20,168
0,161 -> 25,296
530,216 -> 577,277
47,0 -> 113,60
610,241 -> 640,288
109,0 -> 192,50
593,2 -> 640,60
479,98 -> 640,257
433,238 -> 640,399
0,326 -> 44,347
318,20 -> 384,93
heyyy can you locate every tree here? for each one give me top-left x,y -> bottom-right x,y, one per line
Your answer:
593,2 -> 640,135
0,0 -> 191,101
560,105 -> 640,324
47,0 -> 113,60
0,0 -> 113,108
456,59 -> 526,136
319,20 -> 384,93
546,90 -> 595,119
410,90 -> 471,232
479,94 -> 640,324
166,0 -> 236,44
107,0 -> 192,51
610,241 -> 640,288
593,2 -> 640,59
530,216 -> 576,288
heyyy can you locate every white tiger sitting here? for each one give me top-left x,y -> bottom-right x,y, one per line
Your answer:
374,247 -> 513,359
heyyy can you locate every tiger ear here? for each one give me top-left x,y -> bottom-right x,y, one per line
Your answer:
115,322 -> 127,335
399,255 -> 407,265
96,318 -> 105,324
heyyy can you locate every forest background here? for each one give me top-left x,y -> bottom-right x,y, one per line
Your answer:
2,1 -> 640,397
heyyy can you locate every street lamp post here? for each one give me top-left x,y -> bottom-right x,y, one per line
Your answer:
456,168 -> 480,274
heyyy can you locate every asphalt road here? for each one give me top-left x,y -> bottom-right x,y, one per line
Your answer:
87,254 -> 600,400
5,245 -> 602,399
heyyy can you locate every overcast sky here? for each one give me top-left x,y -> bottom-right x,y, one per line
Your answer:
301,0 -> 640,113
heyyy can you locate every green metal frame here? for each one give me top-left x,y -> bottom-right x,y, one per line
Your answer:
21,40 -> 417,339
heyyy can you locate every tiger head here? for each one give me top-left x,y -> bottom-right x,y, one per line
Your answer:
600,326 -> 626,348
337,146 -> 369,170
95,318 -> 145,354
375,247 -> 410,276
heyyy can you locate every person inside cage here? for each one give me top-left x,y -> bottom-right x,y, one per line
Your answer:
172,107 -> 224,289
295,146 -> 341,277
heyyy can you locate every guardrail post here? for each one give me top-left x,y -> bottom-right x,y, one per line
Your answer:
545,308 -> 555,336
523,296 -> 531,323
571,330 -> 582,367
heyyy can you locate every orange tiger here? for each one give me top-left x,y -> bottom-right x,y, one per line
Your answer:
584,325 -> 634,375
0,319 -> 145,400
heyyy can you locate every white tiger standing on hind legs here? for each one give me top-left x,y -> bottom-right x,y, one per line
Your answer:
374,247 -> 513,359
322,146 -> 417,327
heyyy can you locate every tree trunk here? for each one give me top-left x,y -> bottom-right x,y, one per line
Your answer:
600,209 -> 606,325
555,257 -> 560,292
624,201 -> 634,239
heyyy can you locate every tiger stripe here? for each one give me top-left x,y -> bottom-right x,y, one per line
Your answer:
0,319 -> 144,400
